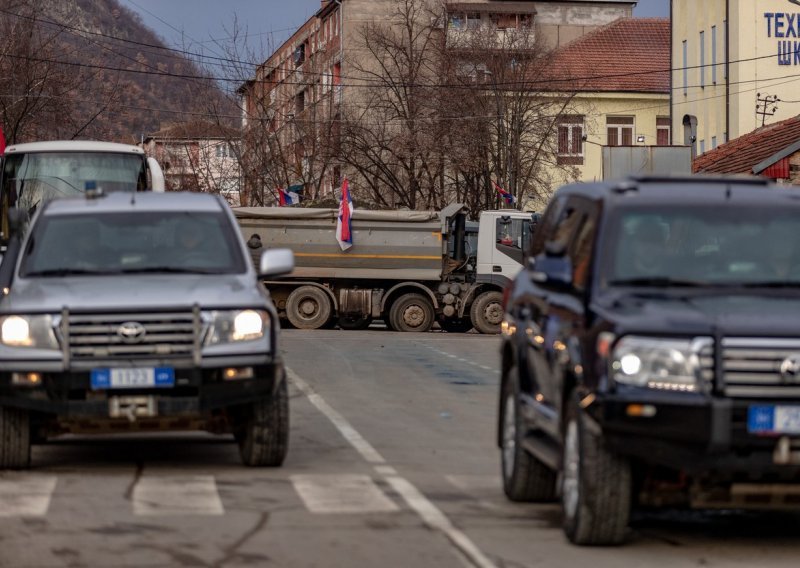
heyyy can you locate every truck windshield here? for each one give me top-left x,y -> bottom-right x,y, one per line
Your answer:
2,152 -> 147,218
603,206 -> 800,288
20,211 -> 246,277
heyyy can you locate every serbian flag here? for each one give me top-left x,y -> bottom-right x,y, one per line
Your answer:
0,125 -> 5,155
493,180 -> 516,205
336,177 -> 353,251
277,187 -> 300,206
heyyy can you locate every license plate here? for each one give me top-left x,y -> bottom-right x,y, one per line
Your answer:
748,405 -> 800,435
91,368 -> 175,390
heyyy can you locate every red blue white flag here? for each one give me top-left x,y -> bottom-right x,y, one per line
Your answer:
493,180 -> 516,205
277,188 -> 300,206
336,177 -> 353,251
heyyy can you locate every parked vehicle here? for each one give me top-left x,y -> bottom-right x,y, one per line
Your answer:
499,175 -> 800,545
0,191 -> 293,469
234,205 -> 537,333
0,141 -> 166,244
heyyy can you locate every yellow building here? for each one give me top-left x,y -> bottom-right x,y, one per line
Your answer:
546,18 -> 671,188
672,0 -> 800,157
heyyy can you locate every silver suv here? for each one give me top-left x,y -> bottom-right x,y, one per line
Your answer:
0,191 -> 294,468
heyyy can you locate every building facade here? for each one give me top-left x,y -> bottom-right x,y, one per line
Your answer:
238,1 -> 641,206
672,0 -> 800,158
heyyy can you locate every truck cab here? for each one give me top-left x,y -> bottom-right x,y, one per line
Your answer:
476,210 -> 539,286
0,141 -> 165,243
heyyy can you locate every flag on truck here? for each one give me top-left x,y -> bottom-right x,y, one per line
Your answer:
336,177 -> 353,251
493,181 -> 516,206
277,187 -> 300,206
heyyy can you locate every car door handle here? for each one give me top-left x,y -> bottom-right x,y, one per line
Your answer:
493,265 -> 502,272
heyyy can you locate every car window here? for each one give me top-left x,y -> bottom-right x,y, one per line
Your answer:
569,213 -> 597,292
529,196 -> 565,256
20,211 -> 247,276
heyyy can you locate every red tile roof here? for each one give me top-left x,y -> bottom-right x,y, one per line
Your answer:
545,18 -> 670,93
693,116 -> 800,174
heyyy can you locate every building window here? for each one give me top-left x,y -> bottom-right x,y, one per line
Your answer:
699,31 -> 705,88
448,14 -> 464,29
683,40 -> 688,96
711,26 -> 717,84
466,12 -> 481,29
557,115 -> 584,166
699,139 -> 706,154
493,14 -> 519,30
215,143 -> 235,158
656,117 -> 671,145
295,91 -> 305,115
294,44 -> 305,67
607,116 -> 634,146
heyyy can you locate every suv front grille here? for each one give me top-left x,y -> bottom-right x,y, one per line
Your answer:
722,338 -> 800,398
65,311 -> 199,362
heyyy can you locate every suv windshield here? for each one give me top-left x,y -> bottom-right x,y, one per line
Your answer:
603,206 -> 800,288
20,211 -> 246,277
2,152 -> 147,217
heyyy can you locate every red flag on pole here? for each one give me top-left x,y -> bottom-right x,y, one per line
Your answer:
0,125 -> 5,155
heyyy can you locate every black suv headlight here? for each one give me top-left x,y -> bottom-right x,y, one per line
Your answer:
0,315 -> 59,349
204,310 -> 270,345
611,336 -> 712,392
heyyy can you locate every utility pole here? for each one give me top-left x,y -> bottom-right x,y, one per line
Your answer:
756,93 -> 779,127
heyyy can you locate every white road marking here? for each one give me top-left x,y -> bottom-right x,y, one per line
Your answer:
287,367 -> 498,568
291,474 -> 399,514
0,475 -> 57,517
374,465 -> 397,476
289,370 -> 386,464
385,476 -> 497,568
132,475 -> 224,516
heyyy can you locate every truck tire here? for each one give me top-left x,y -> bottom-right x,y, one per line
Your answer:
0,406 -> 31,469
470,291 -> 504,334
286,286 -> 332,330
562,393 -> 631,546
500,378 -> 557,502
338,315 -> 372,330
389,293 -> 434,332
238,379 -> 289,467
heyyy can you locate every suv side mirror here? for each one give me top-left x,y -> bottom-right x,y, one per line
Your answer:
531,247 -> 573,290
259,248 -> 294,278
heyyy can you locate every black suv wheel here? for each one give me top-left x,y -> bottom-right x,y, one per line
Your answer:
238,379 -> 289,467
500,377 -> 557,502
562,393 -> 631,545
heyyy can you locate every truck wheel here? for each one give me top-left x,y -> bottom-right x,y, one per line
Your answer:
286,286 -> 332,330
389,293 -> 434,332
562,393 -> 631,545
470,291 -> 504,334
500,379 -> 556,502
238,379 -> 289,467
338,315 -> 373,330
0,406 -> 31,469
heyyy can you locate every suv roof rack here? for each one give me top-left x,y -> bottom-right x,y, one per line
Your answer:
626,174 -> 771,186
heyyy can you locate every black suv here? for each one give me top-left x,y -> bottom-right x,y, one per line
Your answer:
499,176 -> 800,545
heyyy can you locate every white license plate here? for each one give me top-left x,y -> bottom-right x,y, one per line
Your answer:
91,368 -> 175,390
748,405 -> 800,435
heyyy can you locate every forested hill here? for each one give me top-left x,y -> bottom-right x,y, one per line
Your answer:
0,0 -> 237,144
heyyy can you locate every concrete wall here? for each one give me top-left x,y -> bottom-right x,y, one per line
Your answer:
672,0 -> 800,155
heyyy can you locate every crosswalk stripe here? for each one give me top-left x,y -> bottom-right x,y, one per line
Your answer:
291,474 -> 399,514
132,475 -> 224,516
0,474 -> 57,517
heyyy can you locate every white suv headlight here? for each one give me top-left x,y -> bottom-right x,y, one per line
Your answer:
204,310 -> 269,345
0,315 -> 59,349
611,336 -> 712,392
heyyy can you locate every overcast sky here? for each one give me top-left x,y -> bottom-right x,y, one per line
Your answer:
120,0 -> 669,60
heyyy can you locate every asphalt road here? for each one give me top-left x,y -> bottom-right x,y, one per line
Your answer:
2,328 -> 800,567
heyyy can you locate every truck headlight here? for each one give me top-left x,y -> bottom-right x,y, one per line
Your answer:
611,336 -> 711,392
205,310 -> 269,345
0,315 -> 59,349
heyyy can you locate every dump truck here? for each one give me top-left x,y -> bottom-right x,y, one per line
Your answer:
0,140 -> 166,244
233,205 -> 536,333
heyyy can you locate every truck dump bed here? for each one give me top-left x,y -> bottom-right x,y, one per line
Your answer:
233,207 -> 446,281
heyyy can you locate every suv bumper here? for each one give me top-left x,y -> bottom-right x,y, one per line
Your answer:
0,359 -> 284,418
597,390 -> 800,477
